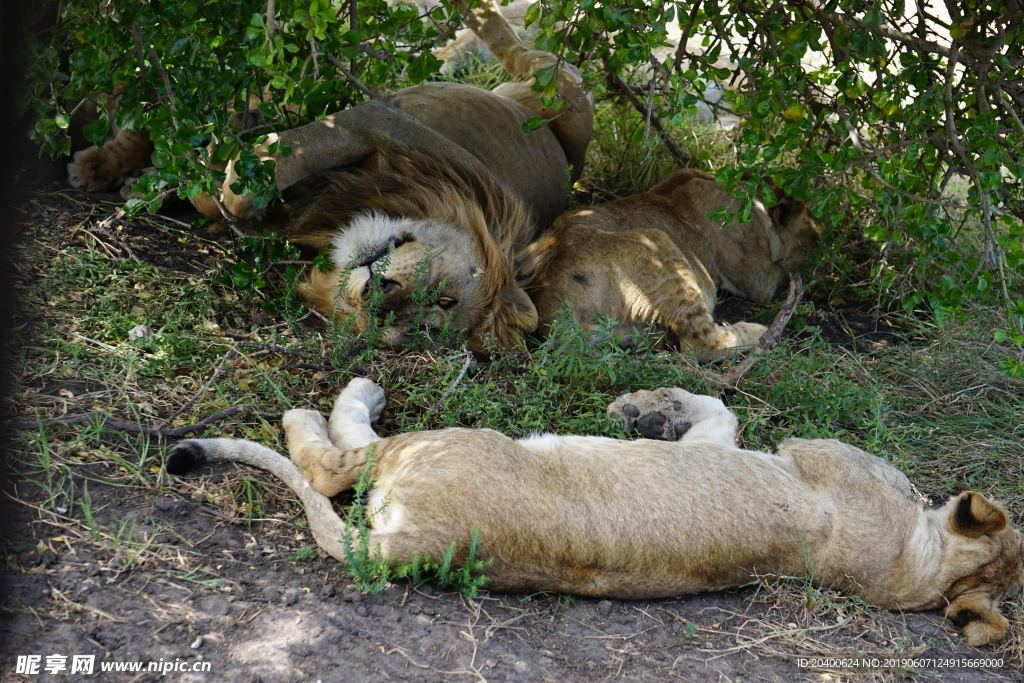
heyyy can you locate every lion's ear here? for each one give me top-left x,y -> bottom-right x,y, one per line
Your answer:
472,284 -> 538,351
515,229 -> 560,286
768,197 -> 808,231
948,492 -> 1009,538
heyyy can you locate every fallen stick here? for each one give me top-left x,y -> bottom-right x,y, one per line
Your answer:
3,405 -> 280,439
709,274 -> 804,388
428,346 -> 473,413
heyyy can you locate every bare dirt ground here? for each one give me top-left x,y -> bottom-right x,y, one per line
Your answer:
2,180 -> 1020,683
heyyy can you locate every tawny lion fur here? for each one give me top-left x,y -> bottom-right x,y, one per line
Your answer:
168,378 -> 1023,648
66,0 -> 593,351
527,169 -> 822,360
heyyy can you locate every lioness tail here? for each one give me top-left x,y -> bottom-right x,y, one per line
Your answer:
167,439 -> 350,562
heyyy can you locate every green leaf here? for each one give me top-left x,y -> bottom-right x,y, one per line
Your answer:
82,117 -> 109,147
521,117 -> 548,133
406,52 -> 442,84
531,64 -> 558,95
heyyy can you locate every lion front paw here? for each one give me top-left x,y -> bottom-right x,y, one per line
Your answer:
608,388 -> 738,445
722,321 -> 768,350
68,146 -> 122,192
338,377 -> 386,422
607,388 -> 699,441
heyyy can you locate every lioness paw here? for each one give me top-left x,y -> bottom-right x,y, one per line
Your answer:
722,321 -> 768,350
337,377 -> 386,422
67,146 -> 120,192
608,388 -> 699,441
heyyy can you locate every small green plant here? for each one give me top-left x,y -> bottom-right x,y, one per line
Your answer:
109,518 -> 156,570
324,245 -> 400,370
406,245 -> 464,351
80,482 -> 101,542
393,527 -> 492,599
217,231 -> 304,317
562,165 -> 580,211
553,593 -> 578,614
324,263 -> 363,369
286,545 -> 319,564
234,478 -> 269,527
340,447 -> 392,594
341,444 -> 493,598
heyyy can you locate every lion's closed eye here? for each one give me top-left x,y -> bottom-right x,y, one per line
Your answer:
435,297 -> 458,310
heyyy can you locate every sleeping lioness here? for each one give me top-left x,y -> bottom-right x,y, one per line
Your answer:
167,378 -> 1023,647
527,169 -> 821,360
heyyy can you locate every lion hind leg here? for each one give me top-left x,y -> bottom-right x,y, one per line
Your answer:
452,0 -> 544,81
327,377 -> 385,451
67,128 -> 154,192
607,388 -> 738,446
282,408 -> 369,498
455,0 -> 593,178
634,267 -> 766,362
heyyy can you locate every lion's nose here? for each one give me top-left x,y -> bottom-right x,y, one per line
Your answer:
362,279 -> 401,300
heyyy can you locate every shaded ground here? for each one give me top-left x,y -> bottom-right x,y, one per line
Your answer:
715,295 -> 917,353
2,189 -> 1020,683
3,457 -> 1014,683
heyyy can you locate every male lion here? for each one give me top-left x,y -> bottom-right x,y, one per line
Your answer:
527,168 -> 821,359
67,0 -> 594,350
167,378 -> 1023,647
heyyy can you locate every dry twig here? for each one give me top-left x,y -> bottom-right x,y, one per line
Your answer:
606,70 -> 694,169
709,274 -> 804,388
3,405 -> 279,439
327,53 -> 376,100
428,346 -> 473,413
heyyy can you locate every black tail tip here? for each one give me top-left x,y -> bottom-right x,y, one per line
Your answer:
166,440 -> 208,476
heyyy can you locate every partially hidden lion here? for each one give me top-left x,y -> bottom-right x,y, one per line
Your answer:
167,377 -> 1023,647
526,168 -> 821,360
67,0 -> 594,350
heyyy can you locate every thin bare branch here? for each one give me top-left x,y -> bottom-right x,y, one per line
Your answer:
606,70 -> 694,169
145,45 -> 179,128
717,274 -> 804,388
673,0 -> 705,72
993,84 -> 1024,136
3,406 -> 279,439
131,23 -> 149,83
429,346 -> 473,413
942,43 -> 1008,305
327,53 -> 376,100
265,0 -> 278,37
309,38 -> 321,80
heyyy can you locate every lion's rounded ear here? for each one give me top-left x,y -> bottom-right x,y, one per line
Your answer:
948,492 -> 1009,538
515,230 -> 560,285
768,197 -> 807,231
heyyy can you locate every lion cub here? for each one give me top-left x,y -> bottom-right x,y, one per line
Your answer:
528,169 -> 821,360
167,379 -> 1022,647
